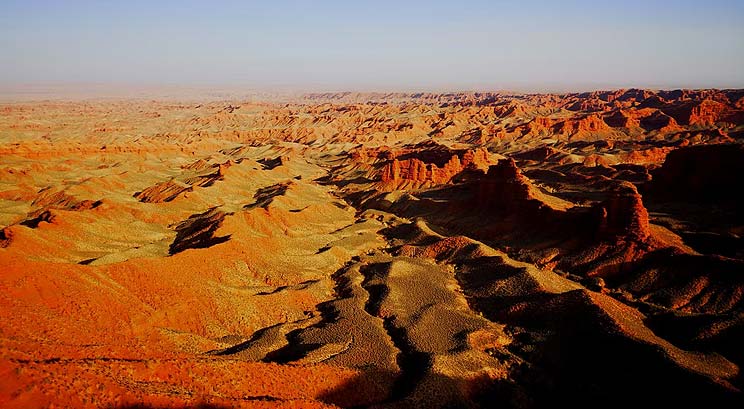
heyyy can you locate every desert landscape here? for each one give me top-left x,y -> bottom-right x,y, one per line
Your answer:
0,89 -> 743,407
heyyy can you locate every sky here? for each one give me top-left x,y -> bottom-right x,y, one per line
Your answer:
1,0 -> 743,92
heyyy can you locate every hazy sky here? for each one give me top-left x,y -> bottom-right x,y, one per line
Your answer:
2,0 -> 743,91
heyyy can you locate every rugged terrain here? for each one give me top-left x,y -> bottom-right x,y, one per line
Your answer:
1,89 -> 744,408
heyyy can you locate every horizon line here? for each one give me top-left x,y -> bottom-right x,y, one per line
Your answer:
1,81 -> 743,102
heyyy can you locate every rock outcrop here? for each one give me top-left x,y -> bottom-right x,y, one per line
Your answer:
380,147 -> 490,189
593,182 -> 651,241
689,99 -> 732,126
134,180 -> 193,203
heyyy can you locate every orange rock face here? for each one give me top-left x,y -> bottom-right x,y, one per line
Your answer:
475,159 -> 535,212
594,182 -> 651,240
379,147 -> 491,189
689,99 -> 730,126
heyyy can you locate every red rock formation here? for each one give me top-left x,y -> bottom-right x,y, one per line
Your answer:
134,180 -> 193,203
30,188 -> 78,210
3,91 -> 744,408
474,159 -> 567,219
617,147 -> 672,165
582,155 -> 612,167
0,227 -> 13,248
638,109 -> 682,132
594,182 -> 651,241
19,188 -> 103,225
514,114 -> 612,140
182,158 -> 211,171
556,114 -> 610,135
566,98 -> 610,112
689,99 -> 730,126
169,207 -> 230,255
658,99 -> 734,126
379,147 -> 490,188
476,159 -> 532,211
604,110 -> 641,129
217,160 -> 233,176
520,116 -> 555,136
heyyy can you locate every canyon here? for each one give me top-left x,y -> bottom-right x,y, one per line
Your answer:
1,89 -> 743,408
